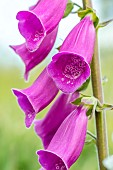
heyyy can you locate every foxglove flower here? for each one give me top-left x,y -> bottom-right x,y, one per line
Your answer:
12,68 -> 58,128
47,16 -> 96,93
10,27 -> 58,80
17,0 -> 67,51
37,106 -> 88,170
34,92 -> 79,149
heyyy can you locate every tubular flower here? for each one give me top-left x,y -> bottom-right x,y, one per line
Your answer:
10,27 -> 58,80
16,0 -> 67,51
12,68 -> 58,128
34,92 -> 79,149
47,16 -> 96,93
37,106 -> 88,170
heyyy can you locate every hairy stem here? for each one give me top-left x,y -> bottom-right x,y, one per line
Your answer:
82,0 -> 109,169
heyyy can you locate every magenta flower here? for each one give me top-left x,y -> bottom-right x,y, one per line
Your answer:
47,16 -> 96,93
37,106 -> 88,169
10,27 -> 58,80
17,0 -> 67,51
12,68 -> 58,128
34,92 -> 79,149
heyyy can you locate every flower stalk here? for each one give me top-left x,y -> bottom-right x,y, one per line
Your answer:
91,31 -> 109,170
82,0 -> 109,170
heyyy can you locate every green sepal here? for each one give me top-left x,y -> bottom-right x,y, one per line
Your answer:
78,7 -> 99,27
72,93 -> 92,106
72,95 -> 97,117
72,97 -> 83,105
72,94 -> 113,117
56,45 -> 61,51
81,96 -> 97,117
77,77 -> 90,92
63,0 -> 74,18
78,8 -> 93,19
86,105 -> 94,116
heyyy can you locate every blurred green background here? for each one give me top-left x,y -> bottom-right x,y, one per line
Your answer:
0,0 -> 113,170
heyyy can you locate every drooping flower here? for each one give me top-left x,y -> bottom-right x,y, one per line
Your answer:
17,0 -> 67,51
10,27 -> 58,80
47,16 -> 96,93
12,68 -> 58,128
34,92 -> 79,149
37,106 -> 88,170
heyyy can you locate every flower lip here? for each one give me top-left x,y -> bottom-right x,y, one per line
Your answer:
16,11 -> 46,52
47,51 -> 90,93
37,150 -> 68,170
12,89 -> 36,128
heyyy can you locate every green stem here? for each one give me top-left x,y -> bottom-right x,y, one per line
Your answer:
82,0 -> 109,170
82,0 -> 92,9
91,31 -> 109,170
73,3 -> 82,9
87,130 -> 97,140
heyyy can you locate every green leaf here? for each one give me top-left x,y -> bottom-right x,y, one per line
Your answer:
77,77 -> 90,92
63,0 -> 74,18
96,103 -> 113,112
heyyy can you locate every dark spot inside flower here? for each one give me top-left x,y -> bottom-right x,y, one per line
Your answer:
33,30 -> 44,42
55,160 -> 67,170
63,56 -> 87,79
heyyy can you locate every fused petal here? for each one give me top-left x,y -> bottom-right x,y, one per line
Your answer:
17,0 -> 67,51
17,11 -> 46,51
60,16 -> 96,64
10,27 -> 58,80
12,68 -> 58,128
34,92 -> 79,149
47,16 -> 95,93
37,106 -> 88,169
47,52 -> 90,93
